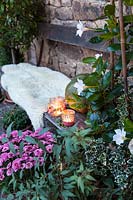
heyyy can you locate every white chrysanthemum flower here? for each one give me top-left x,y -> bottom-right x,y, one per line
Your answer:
128,139 -> 133,154
74,79 -> 85,95
95,53 -> 103,59
76,21 -> 85,37
113,128 -> 126,145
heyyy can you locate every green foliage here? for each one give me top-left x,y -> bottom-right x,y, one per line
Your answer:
85,139 -> 133,192
0,0 -> 44,57
2,106 -> 31,130
0,47 -> 11,66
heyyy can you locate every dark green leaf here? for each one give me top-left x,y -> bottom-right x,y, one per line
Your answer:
124,15 -> 133,23
65,137 -> 72,158
61,190 -> 75,198
7,194 -> 14,200
104,5 -> 115,16
25,136 -> 37,145
18,130 -> 22,137
124,118 -> 133,133
103,177 -> 114,188
6,122 -> 13,137
107,44 -> 121,52
19,141 -> 24,155
2,137 -> 9,143
123,0 -> 133,6
9,142 -> 16,154
82,57 -> 96,64
100,32 -> 116,40
38,127 -> 50,135
89,36 -> 103,43
77,176 -> 84,193
102,71 -> 112,88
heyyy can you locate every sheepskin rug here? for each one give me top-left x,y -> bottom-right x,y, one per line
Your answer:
1,63 -> 70,130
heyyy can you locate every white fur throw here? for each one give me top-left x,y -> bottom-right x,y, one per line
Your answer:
1,63 -> 70,130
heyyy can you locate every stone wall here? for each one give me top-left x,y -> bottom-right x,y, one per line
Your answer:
27,0 -> 119,77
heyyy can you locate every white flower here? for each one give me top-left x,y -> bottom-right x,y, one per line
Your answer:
128,139 -> 133,154
74,79 -> 85,95
76,21 -> 85,37
95,53 -> 103,59
113,128 -> 126,145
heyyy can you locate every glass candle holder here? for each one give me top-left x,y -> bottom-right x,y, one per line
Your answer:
47,96 -> 66,117
61,109 -> 75,127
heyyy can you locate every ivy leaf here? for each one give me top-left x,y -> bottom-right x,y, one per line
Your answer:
82,57 -> 96,64
25,136 -> 37,144
104,5 -> 115,16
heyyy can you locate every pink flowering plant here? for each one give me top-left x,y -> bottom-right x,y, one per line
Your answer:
0,126 -> 54,198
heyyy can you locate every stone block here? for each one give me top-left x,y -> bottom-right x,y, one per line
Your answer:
45,5 -> 56,20
72,1 -> 104,20
76,62 -> 93,75
49,0 -> 61,7
59,62 -> 76,77
61,0 -> 72,7
55,7 -> 73,20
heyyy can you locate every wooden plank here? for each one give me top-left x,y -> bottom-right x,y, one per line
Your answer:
39,23 -> 108,52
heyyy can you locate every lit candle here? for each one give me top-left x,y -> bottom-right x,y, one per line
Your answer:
47,96 -> 66,117
61,109 -> 75,127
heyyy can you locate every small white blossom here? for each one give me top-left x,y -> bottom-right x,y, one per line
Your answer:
76,21 -> 85,37
113,128 -> 126,145
74,79 -> 85,95
95,53 -> 103,59
128,139 -> 133,154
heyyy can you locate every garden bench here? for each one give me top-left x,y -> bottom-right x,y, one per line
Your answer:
1,63 -> 70,130
39,23 -> 107,52
0,23 -> 106,131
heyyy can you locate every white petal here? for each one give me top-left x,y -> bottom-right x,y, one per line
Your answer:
95,53 -> 103,59
76,30 -> 83,37
121,128 -> 126,137
113,134 -> 124,145
74,82 -> 79,89
114,129 -> 122,135
77,21 -> 83,29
